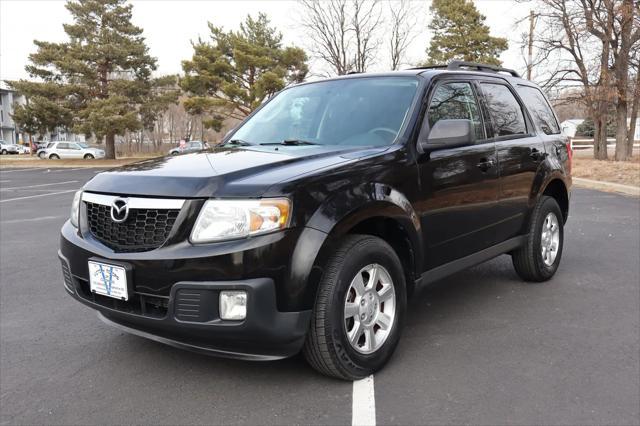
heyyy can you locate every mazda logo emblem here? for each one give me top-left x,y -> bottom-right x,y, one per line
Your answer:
110,198 -> 129,223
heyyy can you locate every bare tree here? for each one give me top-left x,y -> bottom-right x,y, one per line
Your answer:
530,0 -> 617,159
298,0 -> 383,75
388,0 -> 419,70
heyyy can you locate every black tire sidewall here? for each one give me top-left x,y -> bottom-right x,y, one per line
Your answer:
325,238 -> 407,377
50,154 -> 59,159
531,197 -> 564,279
84,154 -> 94,159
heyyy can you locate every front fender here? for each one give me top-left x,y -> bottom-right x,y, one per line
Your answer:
285,183 -> 423,309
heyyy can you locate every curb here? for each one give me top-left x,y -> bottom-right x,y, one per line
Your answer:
573,177 -> 640,197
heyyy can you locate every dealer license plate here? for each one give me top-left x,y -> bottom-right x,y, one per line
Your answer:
88,261 -> 128,300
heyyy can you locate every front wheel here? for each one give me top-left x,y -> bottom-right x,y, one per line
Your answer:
303,235 -> 406,380
512,195 -> 564,281
1,149 -> 6,155
84,154 -> 94,159
49,154 -> 60,160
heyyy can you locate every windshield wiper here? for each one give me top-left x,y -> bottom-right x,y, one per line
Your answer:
221,139 -> 253,146
260,139 -> 319,146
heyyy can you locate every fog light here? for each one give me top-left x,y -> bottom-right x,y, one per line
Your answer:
219,291 -> 247,320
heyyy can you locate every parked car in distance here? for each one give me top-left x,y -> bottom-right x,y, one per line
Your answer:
168,140 -> 209,155
0,142 -> 19,155
59,61 -> 572,380
39,142 -> 105,159
15,144 -> 31,154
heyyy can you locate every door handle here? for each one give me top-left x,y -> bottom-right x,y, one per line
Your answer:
477,158 -> 495,172
530,148 -> 546,161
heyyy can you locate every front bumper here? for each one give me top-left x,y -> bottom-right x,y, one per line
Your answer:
58,225 -> 314,359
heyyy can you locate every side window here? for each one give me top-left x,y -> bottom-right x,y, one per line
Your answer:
480,83 -> 527,137
428,82 -> 485,140
516,86 -> 560,135
69,143 -> 81,150
57,143 -> 68,149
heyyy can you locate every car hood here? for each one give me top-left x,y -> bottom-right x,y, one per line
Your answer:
83,145 -> 387,198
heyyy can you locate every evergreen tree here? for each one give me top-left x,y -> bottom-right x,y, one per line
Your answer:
9,0 -> 161,159
181,13 -> 308,130
426,0 -> 508,66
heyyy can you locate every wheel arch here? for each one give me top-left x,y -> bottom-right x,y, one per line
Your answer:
540,177 -> 569,223
292,183 -> 423,309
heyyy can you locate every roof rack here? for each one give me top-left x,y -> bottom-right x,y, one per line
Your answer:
408,61 -> 521,78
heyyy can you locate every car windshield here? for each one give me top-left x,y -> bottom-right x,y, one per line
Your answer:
231,76 -> 419,147
46,143 -> 55,148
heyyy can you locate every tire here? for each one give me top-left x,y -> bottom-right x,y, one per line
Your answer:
171,151 -> 179,156
1,149 -> 6,155
84,154 -> 94,159
49,154 -> 60,160
38,152 -> 46,159
303,234 -> 407,380
512,195 -> 564,282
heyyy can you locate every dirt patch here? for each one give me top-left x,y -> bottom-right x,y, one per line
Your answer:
572,157 -> 640,187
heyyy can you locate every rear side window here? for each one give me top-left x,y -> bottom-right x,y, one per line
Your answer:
428,82 -> 485,140
480,83 -> 527,137
517,86 -> 560,135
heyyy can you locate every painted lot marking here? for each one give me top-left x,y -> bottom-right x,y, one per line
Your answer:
0,168 -> 40,173
352,375 -> 376,426
1,216 -> 64,224
0,180 -> 79,191
0,189 -> 78,203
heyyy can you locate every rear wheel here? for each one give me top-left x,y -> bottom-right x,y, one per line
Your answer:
84,153 -> 94,159
1,149 -> 6,155
303,235 -> 406,380
38,151 -> 46,159
512,195 -> 564,281
49,154 -> 60,160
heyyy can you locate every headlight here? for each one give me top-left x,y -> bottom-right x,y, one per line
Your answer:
190,198 -> 291,243
70,190 -> 82,227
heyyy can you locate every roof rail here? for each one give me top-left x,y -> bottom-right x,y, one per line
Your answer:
447,61 -> 521,77
408,61 -> 521,78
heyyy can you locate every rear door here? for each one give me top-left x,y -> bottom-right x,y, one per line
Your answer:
417,78 -> 500,269
477,80 -> 546,241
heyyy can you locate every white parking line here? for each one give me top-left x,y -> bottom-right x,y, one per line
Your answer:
0,168 -> 40,173
0,180 -> 79,191
0,189 -> 78,203
51,168 -> 87,172
352,375 -> 376,426
1,216 -> 64,224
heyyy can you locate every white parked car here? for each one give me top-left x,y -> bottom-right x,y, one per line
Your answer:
38,142 -> 105,160
0,142 -> 19,155
15,144 -> 31,154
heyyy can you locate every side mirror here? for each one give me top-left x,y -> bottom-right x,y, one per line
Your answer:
419,119 -> 475,152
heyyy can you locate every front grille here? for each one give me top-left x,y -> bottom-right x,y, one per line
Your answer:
85,202 -> 180,252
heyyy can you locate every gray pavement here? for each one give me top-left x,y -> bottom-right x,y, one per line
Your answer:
0,167 -> 639,425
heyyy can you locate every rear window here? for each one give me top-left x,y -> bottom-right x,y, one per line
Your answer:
480,83 -> 527,137
517,86 -> 560,135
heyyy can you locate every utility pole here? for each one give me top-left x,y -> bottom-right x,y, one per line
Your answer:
527,10 -> 536,80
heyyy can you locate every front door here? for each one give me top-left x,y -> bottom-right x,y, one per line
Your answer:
416,80 -> 500,269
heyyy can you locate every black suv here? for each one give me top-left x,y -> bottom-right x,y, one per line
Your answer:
59,62 -> 571,380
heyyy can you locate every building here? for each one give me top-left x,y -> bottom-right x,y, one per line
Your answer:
0,83 -> 25,144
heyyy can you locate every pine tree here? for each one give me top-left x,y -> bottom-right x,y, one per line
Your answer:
181,13 -> 308,130
426,0 -> 508,66
9,0 -> 161,159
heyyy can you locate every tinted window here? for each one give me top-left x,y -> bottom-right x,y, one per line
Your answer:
481,83 -> 527,137
517,86 -> 560,135
232,77 -> 419,146
428,82 -> 484,140
57,143 -> 69,149
68,144 -> 81,150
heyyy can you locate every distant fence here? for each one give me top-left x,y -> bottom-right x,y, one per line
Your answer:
570,138 -> 640,150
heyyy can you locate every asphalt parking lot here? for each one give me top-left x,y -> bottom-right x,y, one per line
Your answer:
0,166 -> 639,425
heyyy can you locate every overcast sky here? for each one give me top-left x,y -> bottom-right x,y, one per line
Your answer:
1,0 -> 533,81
